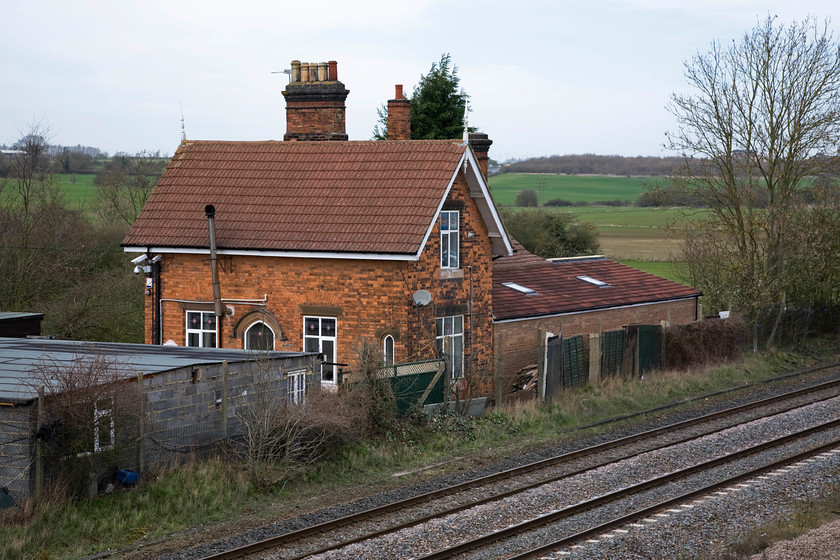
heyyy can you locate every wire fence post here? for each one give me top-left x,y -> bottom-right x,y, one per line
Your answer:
221,360 -> 229,438
137,370 -> 145,473
35,385 -> 44,501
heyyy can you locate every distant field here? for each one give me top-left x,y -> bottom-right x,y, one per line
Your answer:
619,260 -> 688,284
489,174 -> 691,262
488,173 -> 668,206
57,173 -> 98,210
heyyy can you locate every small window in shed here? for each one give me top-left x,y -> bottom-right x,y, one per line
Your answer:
502,282 -> 536,294
577,275 -> 610,287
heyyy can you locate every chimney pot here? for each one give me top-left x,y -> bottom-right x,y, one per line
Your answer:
318,62 -> 327,82
328,60 -> 337,81
290,60 -> 301,82
308,63 -> 318,83
299,62 -> 310,82
395,84 -> 403,98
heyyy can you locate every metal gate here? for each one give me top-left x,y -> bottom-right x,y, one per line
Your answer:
382,359 -> 446,415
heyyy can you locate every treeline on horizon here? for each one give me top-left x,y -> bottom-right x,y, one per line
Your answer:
0,142 -> 169,176
498,154 -> 682,176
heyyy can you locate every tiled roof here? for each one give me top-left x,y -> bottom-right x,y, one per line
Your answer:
123,140 -> 468,254
493,245 -> 701,321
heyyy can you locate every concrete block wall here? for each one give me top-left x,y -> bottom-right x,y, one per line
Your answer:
141,356 -> 316,465
0,405 -> 31,503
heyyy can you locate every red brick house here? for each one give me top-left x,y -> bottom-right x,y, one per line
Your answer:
122,61 -> 513,387
493,240 -> 702,386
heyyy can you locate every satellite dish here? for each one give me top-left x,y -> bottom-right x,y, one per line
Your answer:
412,290 -> 432,307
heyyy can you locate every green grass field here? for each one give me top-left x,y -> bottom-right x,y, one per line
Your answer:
489,173 -> 689,261
488,173 -> 668,206
57,173 -> 98,210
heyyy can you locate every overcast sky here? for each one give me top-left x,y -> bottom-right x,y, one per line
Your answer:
2,1 -> 837,161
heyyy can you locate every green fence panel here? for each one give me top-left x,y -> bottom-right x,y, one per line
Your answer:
638,324 -> 662,376
562,334 -> 587,387
600,329 -> 624,377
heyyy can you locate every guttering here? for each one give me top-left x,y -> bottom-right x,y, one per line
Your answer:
493,296 -> 700,324
123,246 -> 420,261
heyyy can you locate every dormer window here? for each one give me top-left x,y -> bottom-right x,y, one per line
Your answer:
440,210 -> 460,269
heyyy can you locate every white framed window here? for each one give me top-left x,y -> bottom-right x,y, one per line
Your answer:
383,334 -> 395,367
440,210 -> 460,269
186,311 -> 217,348
287,370 -> 306,405
93,399 -> 114,452
245,321 -> 275,351
304,316 -> 337,383
436,315 -> 464,378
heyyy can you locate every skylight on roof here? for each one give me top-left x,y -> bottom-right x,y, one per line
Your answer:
502,282 -> 536,294
577,275 -> 610,287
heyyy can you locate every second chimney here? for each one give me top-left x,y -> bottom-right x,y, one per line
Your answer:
282,59 -> 349,142
386,84 -> 411,141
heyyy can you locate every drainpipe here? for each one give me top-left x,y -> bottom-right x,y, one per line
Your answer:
205,205 -> 224,348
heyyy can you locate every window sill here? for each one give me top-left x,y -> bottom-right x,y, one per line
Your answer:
439,268 -> 464,280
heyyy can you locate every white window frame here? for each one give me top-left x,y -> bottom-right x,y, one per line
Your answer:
383,334 -> 395,367
303,316 -> 337,384
93,399 -> 114,452
440,210 -> 460,269
287,369 -> 306,405
436,315 -> 464,378
186,310 -> 217,348
244,321 -> 275,351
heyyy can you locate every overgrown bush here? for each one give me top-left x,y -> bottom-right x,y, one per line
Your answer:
514,189 -> 538,207
663,316 -> 747,370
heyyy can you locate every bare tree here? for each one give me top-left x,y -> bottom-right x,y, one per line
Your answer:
28,354 -> 142,498
665,15 -> 840,344
96,151 -> 165,226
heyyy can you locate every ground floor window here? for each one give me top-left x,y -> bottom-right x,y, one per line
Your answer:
186,311 -> 217,348
436,315 -> 464,378
287,370 -> 306,404
304,316 -> 337,383
245,321 -> 274,351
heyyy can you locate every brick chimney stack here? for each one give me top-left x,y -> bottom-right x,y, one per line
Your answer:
386,84 -> 411,140
283,60 -> 349,141
468,132 -> 493,179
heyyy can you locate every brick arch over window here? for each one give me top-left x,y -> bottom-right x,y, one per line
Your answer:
233,310 -> 285,343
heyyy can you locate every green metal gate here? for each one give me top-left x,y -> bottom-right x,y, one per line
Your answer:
637,324 -> 662,376
381,360 -> 446,415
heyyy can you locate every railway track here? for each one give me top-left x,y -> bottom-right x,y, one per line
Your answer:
193,367 -> 840,560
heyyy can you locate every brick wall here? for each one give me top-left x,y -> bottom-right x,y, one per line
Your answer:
145,173 -> 496,383
494,298 -> 699,388
282,82 -> 349,142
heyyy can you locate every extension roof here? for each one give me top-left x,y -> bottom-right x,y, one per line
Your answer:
0,337 -> 312,404
123,139 -> 511,259
493,242 -> 701,321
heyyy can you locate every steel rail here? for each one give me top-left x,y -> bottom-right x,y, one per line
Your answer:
416,418 -> 840,559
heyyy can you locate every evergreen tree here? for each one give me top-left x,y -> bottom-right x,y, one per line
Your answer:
372,53 -> 470,140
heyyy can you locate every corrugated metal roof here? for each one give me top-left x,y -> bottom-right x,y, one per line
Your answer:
0,337 -> 313,403
122,140 -> 468,255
